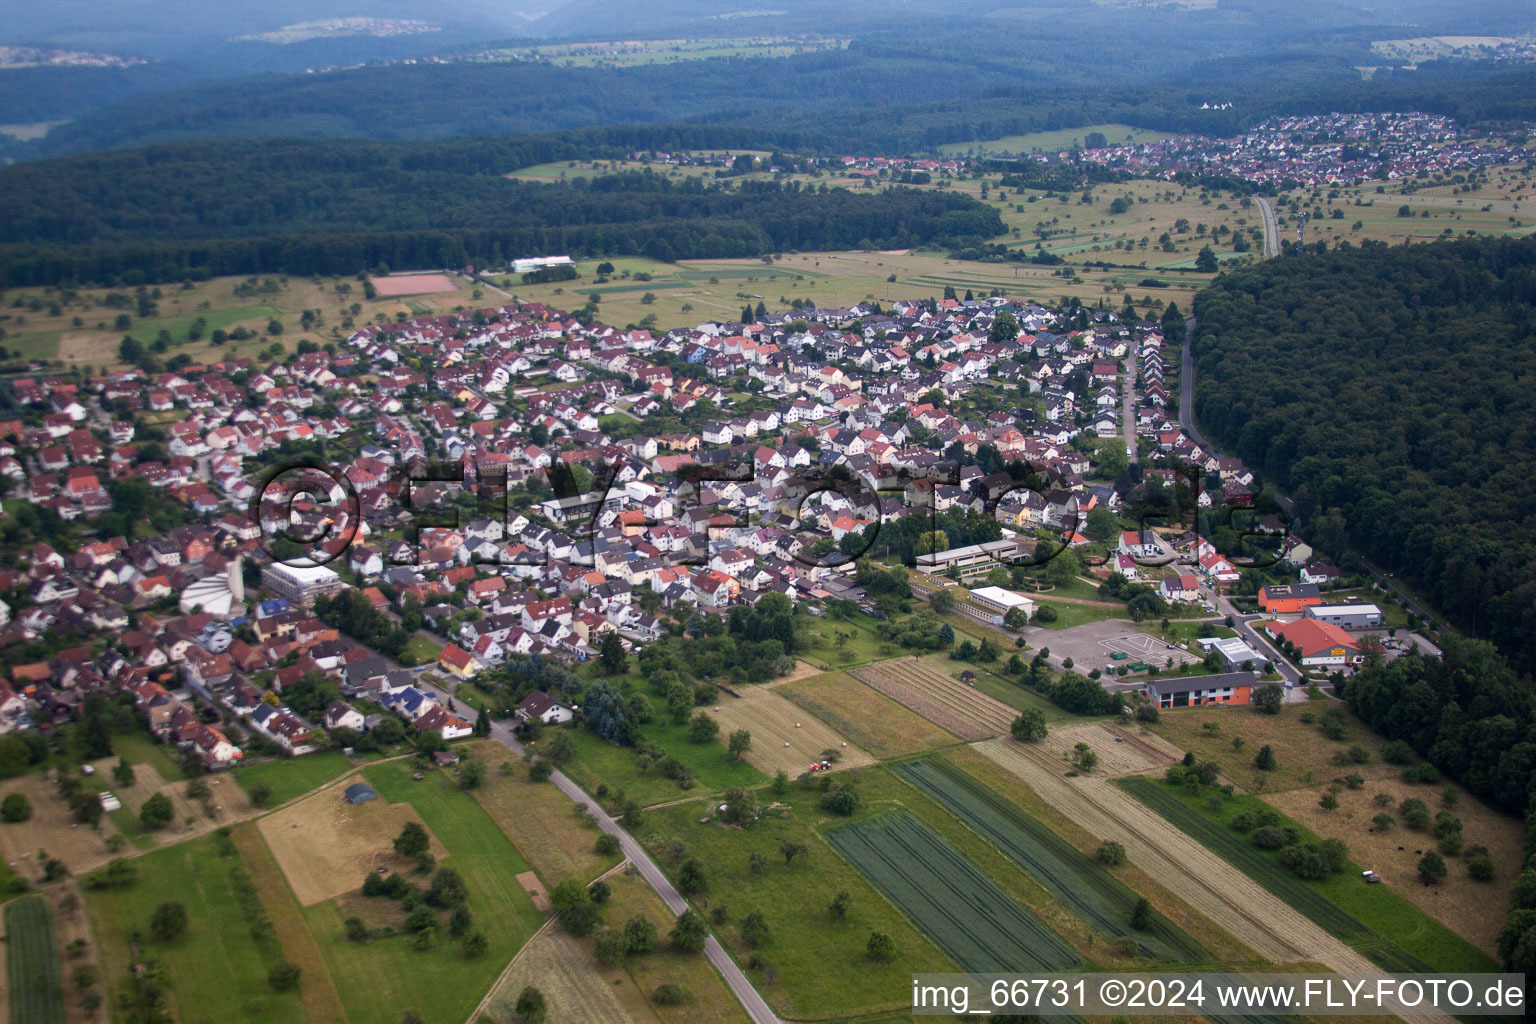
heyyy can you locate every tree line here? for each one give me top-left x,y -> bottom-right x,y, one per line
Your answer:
0,156 -> 1002,287
1191,236 -> 1536,667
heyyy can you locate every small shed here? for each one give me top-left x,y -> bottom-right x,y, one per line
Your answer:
344,782 -> 379,805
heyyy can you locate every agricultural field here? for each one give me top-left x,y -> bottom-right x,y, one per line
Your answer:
1146,703 -> 1399,794
5,895 -> 62,1024
234,750 -> 375,808
463,739 -> 621,884
708,683 -> 873,777
826,813 -> 1080,972
642,783 -> 956,1019
300,761 -> 546,1024
560,715 -> 768,808
894,758 -> 1205,962
1265,776 -> 1522,957
0,773 -> 127,881
109,731 -> 184,782
1035,721 -> 1180,776
778,670 -> 957,759
257,784 -> 448,906
1119,777 -> 1497,972
231,827 -> 348,1024
975,736 -> 1349,966
849,659 -> 1017,740
938,124 -> 1172,157
486,870 -> 752,1024
915,653 -> 1070,722
85,832 -> 312,1024
0,271 -> 485,370
1270,165 -> 1536,251
483,35 -> 847,68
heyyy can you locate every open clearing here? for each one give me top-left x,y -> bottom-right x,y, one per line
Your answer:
0,774 -> 124,880
777,670 -> 956,759
1036,721 -> 1178,776
711,683 -> 873,776
370,273 -> 460,296
850,659 -> 1016,739
486,921 -> 639,1024
895,758 -> 1206,963
1266,776 -> 1523,956
464,739 -> 621,884
826,813 -> 1079,973
1148,704 -> 1401,794
258,785 -> 447,906
4,896 -> 62,1024
975,736 -> 1364,967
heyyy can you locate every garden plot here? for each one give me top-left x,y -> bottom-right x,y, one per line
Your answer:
1038,722 -> 1177,776
895,758 -> 1206,963
710,685 -> 873,776
827,813 -> 1079,973
258,786 -> 447,906
850,660 -> 1016,740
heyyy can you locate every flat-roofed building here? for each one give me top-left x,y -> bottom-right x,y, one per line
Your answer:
1304,603 -> 1382,629
1147,671 -> 1257,709
260,562 -> 346,608
967,585 -> 1036,621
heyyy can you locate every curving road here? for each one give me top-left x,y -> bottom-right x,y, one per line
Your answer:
1254,196 -> 1282,258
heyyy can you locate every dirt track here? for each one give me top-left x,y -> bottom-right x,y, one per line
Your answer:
980,739 -> 1369,967
851,661 -> 1015,739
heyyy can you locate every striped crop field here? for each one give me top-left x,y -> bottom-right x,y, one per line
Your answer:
6,895 -> 64,1024
895,758 -> 1207,963
1118,777 -> 1370,940
826,813 -> 1079,973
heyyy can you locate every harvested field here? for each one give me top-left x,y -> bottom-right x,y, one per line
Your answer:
975,737 -> 1364,968
711,684 -> 873,777
850,659 -> 1015,739
257,786 -> 447,906
370,273 -> 459,296
1266,778 -> 1521,958
827,813 -> 1079,973
778,670 -> 954,759
894,758 -> 1206,963
516,871 -> 551,913
1037,721 -> 1178,776
486,922 -> 638,1024
0,775 -> 124,881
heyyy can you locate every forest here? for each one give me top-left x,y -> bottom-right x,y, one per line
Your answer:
1190,236 -> 1536,667
0,151 -> 1003,286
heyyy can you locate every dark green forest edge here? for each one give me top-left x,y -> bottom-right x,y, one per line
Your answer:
0,153 -> 1001,287
1189,235 -> 1536,975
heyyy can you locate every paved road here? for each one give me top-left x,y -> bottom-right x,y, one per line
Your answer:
399,676 -> 784,1024
1120,344 -> 1138,463
1254,196 -> 1282,258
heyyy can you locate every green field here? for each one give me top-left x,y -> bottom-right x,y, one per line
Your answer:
801,610 -> 898,669
5,895 -> 63,1024
112,731 -> 184,782
644,782 -> 957,1018
1119,777 -> 1497,972
895,758 -> 1205,962
401,634 -> 442,664
234,751 -> 368,808
939,124 -> 1171,156
86,835 -> 310,1024
560,716 -> 768,808
300,761 -> 545,1024
827,813 -> 1080,973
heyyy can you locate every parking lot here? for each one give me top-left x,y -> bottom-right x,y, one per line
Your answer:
1037,620 -> 1204,676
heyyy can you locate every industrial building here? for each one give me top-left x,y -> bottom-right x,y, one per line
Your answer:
1304,603 -> 1382,629
1146,671 -> 1257,709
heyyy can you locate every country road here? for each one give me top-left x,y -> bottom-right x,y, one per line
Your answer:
397,677 -> 786,1024
1254,196 -> 1282,258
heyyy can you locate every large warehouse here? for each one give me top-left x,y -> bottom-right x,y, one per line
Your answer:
1304,603 -> 1382,629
